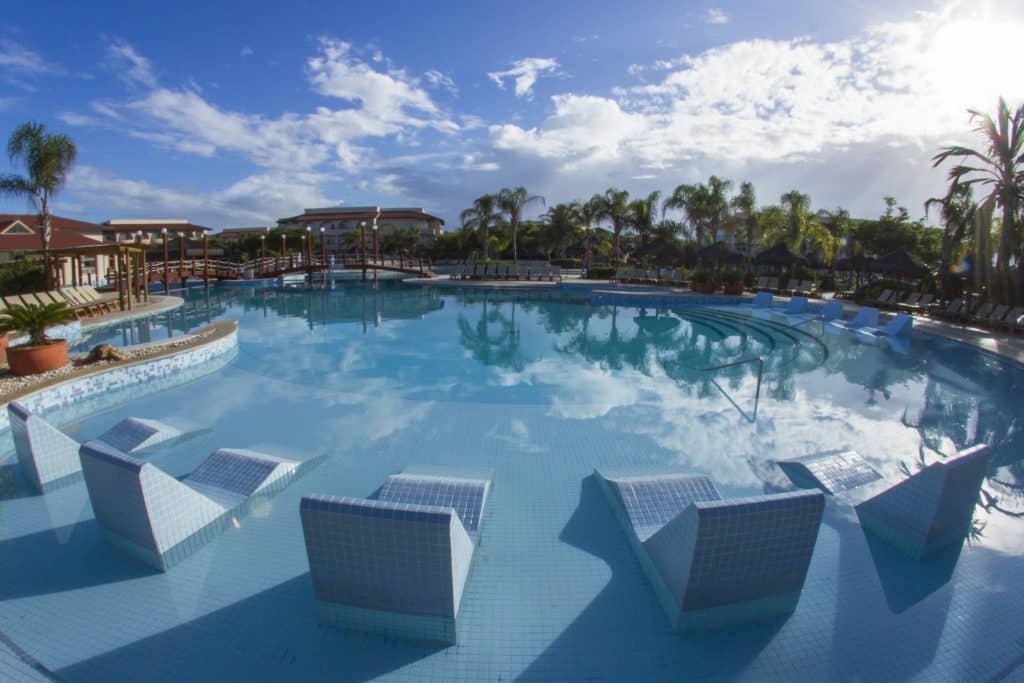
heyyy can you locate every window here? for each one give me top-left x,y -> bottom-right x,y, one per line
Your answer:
1,220 -> 34,235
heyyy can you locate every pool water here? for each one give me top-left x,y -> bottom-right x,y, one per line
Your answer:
2,282 -> 1023,681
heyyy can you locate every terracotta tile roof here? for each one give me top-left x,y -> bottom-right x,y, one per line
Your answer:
0,215 -> 105,252
101,221 -> 212,233
279,209 -> 445,224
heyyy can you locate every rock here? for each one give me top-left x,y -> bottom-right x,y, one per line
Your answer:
87,343 -> 128,363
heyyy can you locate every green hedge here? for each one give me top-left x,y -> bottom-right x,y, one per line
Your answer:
586,265 -> 616,279
0,259 -> 46,295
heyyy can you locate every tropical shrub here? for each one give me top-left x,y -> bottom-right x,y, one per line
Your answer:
0,259 -> 46,294
0,302 -> 75,346
586,265 -> 616,279
719,269 -> 744,287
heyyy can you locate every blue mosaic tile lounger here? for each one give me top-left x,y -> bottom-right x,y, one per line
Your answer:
776,444 -> 990,559
79,440 -> 324,571
7,401 -> 205,494
596,468 -> 824,633
300,470 -> 492,644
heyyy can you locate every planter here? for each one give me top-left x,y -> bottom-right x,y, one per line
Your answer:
7,339 -> 68,376
696,282 -> 719,294
0,331 -> 7,366
724,284 -> 744,295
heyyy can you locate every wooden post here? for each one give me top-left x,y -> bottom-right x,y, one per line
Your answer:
361,224 -> 367,281
140,248 -> 149,302
178,234 -> 185,287
115,252 -> 125,310
162,230 -> 170,294
203,234 -> 210,287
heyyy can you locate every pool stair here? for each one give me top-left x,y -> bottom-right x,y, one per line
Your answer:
79,440 -> 325,570
595,468 -> 824,633
776,444 -> 990,558
7,401 -> 207,494
300,468 -> 492,644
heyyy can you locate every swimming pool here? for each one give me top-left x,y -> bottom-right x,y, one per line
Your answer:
2,282 -> 1022,681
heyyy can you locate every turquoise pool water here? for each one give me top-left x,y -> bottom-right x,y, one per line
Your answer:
2,282 -> 1023,681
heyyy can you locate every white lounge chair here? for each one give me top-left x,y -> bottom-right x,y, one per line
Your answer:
301,469 -> 492,644
81,440 -> 324,570
741,291 -> 774,309
828,307 -> 879,332
596,469 -> 824,632
776,445 -> 990,558
7,401 -> 205,494
856,313 -> 913,343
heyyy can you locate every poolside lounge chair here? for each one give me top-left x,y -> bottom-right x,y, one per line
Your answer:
828,307 -> 879,332
897,293 -> 933,313
999,307 -> 1024,332
78,286 -> 119,312
966,302 -> 994,325
596,469 -> 824,632
978,304 -> 1008,327
855,313 -> 913,343
869,289 -> 894,307
778,296 -> 809,316
452,263 -> 466,280
776,444 -> 990,559
751,276 -> 768,291
300,469 -> 492,644
934,297 -> 964,319
551,265 -> 563,282
7,401 -> 206,494
81,439 -> 322,571
766,277 -> 780,293
741,291 -> 774,309
897,292 -> 921,310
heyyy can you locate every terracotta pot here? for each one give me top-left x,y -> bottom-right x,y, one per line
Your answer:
697,282 -> 718,294
724,284 -> 744,295
0,331 -> 7,366
7,339 -> 68,376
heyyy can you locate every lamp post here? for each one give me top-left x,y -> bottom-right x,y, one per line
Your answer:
372,221 -> 379,281
161,227 -> 169,294
280,233 -> 287,272
259,234 -> 266,277
203,232 -> 209,288
178,232 -> 186,286
320,226 -> 326,274
305,225 -> 312,276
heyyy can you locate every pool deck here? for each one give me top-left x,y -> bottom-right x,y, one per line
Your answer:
406,275 -> 1024,364
79,295 -> 184,329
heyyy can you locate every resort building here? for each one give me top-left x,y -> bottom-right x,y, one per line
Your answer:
0,213 -> 114,285
101,219 -> 213,245
277,207 -> 445,252
215,226 -> 271,241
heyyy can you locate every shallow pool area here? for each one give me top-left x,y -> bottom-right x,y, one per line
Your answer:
1,282 -> 1022,681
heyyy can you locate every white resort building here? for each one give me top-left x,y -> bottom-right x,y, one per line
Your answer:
277,207 -> 445,252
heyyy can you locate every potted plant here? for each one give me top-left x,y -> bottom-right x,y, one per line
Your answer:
0,323 -> 8,367
690,269 -> 719,294
720,269 -> 745,295
0,302 -> 75,376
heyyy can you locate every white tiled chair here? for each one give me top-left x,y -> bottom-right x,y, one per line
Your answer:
776,444 -> 990,558
300,470 -> 492,644
596,469 -> 824,633
80,440 -> 323,570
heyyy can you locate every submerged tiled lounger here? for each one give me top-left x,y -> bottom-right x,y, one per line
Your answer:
300,471 -> 492,644
7,401 -> 202,494
776,444 -> 990,558
80,440 -> 323,570
596,469 -> 824,633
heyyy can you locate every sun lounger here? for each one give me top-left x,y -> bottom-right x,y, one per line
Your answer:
778,296 -> 809,316
78,286 -> 119,312
452,263 -> 466,280
967,302 -> 994,324
82,439 -> 323,570
301,469 -> 492,644
596,469 -> 824,632
1000,307 -> 1024,332
766,277 -> 780,293
897,292 -> 932,313
741,291 -> 774,309
7,401 -> 207,494
856,313 -> 913,344
897,292 -> 921,309
776,444 -> 990,558
551,265 -> 563,282
752,276 -> 768,291
934,297 -> 963,319
979,304 -> 1008,327
828,307 -> 879,332
870,289 -> 894,307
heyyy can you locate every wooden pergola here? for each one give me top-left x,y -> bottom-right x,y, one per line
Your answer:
36,243 -> 150,312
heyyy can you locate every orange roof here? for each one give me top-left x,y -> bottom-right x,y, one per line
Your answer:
0,215 -> 104,251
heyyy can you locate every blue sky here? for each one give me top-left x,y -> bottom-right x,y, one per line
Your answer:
1,0 -> 1021,229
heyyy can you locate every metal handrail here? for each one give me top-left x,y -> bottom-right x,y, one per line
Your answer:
700,355 -> 764,422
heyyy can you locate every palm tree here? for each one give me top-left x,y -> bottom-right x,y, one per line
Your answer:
496,186 -> 545,263
592,188 -> 631,262
663,176 -> 732,245
539,203 -> 582,259
730,181 -> 758,256
779,190 -> 812,250
459,194 -> 501,260
933,98 -> 1024,299
925,184 -> 976,299
0,121 -> 78,287
572,197 -> 599,267
628,191 -> 661,248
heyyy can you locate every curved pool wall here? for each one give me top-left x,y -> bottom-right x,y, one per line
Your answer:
0,282 -> 1022,682
0,325 -> 238,439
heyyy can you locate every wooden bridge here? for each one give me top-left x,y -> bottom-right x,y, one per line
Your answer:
144,253 -> 434,285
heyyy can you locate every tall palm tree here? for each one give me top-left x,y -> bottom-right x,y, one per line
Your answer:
925,184 -> 976,299
459,194 -> 500,260
663,176 -> 732,245
628,190 -> 661,248
593,188 -> 631,262
496,186 -> 545,263
730,181 -> 758,256
779,190 -> 812,250
933,98 -> 1024,298
571,197 -> 599,267
0,121 -> 78,286
539,203 -> 582,259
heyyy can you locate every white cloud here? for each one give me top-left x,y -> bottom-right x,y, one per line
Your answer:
487,57 -> 560,98
105,39 -> 157,88
240,46 -> 254,58
424,68 -> 458,95
706,8 -> 730,25
0,41 -> 62,77
66,165 -> 339,226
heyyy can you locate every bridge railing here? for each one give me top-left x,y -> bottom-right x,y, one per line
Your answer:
143,252 -> 433,280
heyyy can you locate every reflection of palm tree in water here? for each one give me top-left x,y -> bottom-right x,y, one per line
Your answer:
456,293 -> 526,371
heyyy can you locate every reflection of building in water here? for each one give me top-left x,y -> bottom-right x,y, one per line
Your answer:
240,285 -> 445,331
